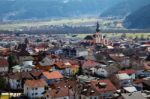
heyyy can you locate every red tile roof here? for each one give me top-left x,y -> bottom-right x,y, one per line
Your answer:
25,79 -> 47,88
46,79 -> 78,98
118,69 -> 136,75
91,79 -> 116,93
82,60 -> 99,69
46,87 -> 71,98
43,71 -> 63,79
54,61 -> 69,69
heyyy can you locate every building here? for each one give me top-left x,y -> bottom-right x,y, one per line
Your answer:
42,71 -> 63,84
115,73 -> 133,88
24,79 -> 48,98
0,58 -> 9,73
7,72 -> 33,90
82,22 -> 113,46
118,69 -> 136,79
80,79 -> 116,99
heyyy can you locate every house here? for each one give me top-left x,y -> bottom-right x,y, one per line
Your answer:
34,43 -> 49,52
12,62 -> 34,72
136,70 -> 150,78
0,58 -> 9,73
36,56 -> 56,71
108,53 -> 131,68
62,47 -> 88,57
90,65 -> 119,78
118,69 -> 136,79
75,48 -> 88,57
47,48 -> 63,55
80,79 -> 116,99
142,78 -> 150,90
115,73 -> 133,88
7,72 -> 33,90
68,60 -> 79,75
91,79 -> 117,99
12,65 -> 22,72
103,65 -> 119,77
77,75 -> 97,83
82,60 -> 100,69
90,67 -> 108,78
29,70 -> 43,79
45,79 -> 79,99
53,61 -> 76,76
42,71 -> 63,84
80,84 -> 100,99
121,91 -> 150,99
21,60 -> 34,72
143,54 -> 150,71
24,79 -> 48,98
19,55 -> 33,64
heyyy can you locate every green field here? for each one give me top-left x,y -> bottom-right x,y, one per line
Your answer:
0,18 -> 100,31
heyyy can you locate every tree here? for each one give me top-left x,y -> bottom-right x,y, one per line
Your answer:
7,54 -> 19,72
24,38 -> 29,45
94,53 -> 105,61
38,51 -> 47,62
36,39 -> 42,43
0,77 -> 8,90
121,33 -> 126,38
77,61 -> 83,75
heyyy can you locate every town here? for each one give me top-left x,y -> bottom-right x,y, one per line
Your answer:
0,22 -> 150,99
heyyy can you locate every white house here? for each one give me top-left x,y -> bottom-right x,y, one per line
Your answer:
7,72 -> 33,90
118,69 -> 136,79
24,79 -> 48,98
116,73 -> 133,88
76,48 -> 88,57
90,67 -> 108,77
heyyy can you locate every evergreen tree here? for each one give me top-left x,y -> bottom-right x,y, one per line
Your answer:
24,38 -> 29,44
7,54 -> 19,72
77,61 -> 83,75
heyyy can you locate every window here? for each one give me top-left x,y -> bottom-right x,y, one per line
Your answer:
35,93 -> 38,95
32,93 -> 34,96
94,97 -> 97,99
32,88 -> 34,90
35,88 -> 38,90
64,98 -> 66,99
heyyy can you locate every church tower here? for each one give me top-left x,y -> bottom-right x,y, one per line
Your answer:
95,22 -> 103,44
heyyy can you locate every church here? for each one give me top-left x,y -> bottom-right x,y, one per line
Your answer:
82,22 -> 113,46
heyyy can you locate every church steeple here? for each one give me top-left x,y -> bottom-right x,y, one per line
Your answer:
96,22 -> 100,33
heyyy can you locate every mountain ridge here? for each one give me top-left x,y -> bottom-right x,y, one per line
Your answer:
124,4 -> 150,29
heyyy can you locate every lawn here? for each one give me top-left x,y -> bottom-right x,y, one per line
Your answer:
0,18 -> 100,31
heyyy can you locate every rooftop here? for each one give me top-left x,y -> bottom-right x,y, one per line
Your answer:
116,73 -> 131,80
43,71 -> 63,79
25,79 -> 47,88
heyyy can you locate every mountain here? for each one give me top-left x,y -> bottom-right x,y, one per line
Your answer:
0,0 -> 122,21
101,0 -> 150,17
124,4 -> 150,29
